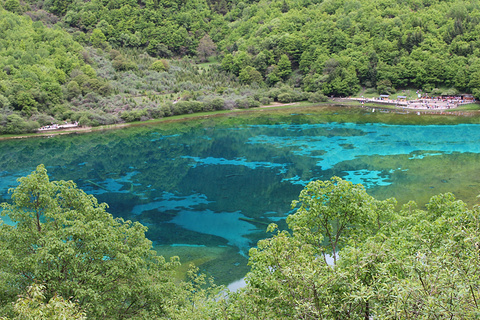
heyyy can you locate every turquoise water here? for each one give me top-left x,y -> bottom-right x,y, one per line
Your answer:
1,106 -> 480,284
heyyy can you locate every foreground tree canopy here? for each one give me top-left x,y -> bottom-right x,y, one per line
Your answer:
0,164 -> 184,319
229,178 -> 480,319
0,168 -> 479,319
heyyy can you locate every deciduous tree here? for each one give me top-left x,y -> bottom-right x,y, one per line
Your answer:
0,165 -> 182,319
196,34 -> 217,62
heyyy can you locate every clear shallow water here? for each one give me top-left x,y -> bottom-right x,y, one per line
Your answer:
1,106 -> 480,284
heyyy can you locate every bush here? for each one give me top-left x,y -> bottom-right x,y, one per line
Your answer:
235,98 -> 249,109
268,88 -> 281,100
66,81 -> 82,100
170,101 -> 204,115
112,56 -> 138,71
90,111 -> 119,125
376,79 -> 395,95
308,92 -> 328,103
147,107 -> 165,119
278,92 -> 294,103
248,98 -> 260,108
0,94 -> 11,109
73,111 -> 117,126
260,96 -> 272,105
441,88 -> 459,96
150,60 -> 170,72
224,99 -> 237,110
203,97 -> 225,111
1,114 -> 39,133
30,113 -> 55,126
120,109 -> 148,122
236,97 -> 260,108
161,103 -> 173,116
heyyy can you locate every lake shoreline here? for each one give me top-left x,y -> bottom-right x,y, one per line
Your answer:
0,102 -> 309,141
0,99 -> 477,141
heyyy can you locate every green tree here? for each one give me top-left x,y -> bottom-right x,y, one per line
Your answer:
227,179 -> 480,319
150,59 -> 170,72
196,34 -> 217,62
146,41 -> 173,58
221,53 -> 234,73
266,65 -> 281,85
0,165 -> 182,319
277,54 -> 292,80
66,81 -> 82,100
253,51 -> 269,74
232,51 -> 252,76
288,177 -> 395,264
13,91 -> 37,113
90,29 -> 107,48
44,0 -> 73,15
9,284 -> 86,320
0,94 -> 11,110
3,114 -> 37,134
4,0 -> 20,13
239,66 -> 263,84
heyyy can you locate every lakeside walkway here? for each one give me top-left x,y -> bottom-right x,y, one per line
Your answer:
37,122 -> 79,132
354,97 -> 474,110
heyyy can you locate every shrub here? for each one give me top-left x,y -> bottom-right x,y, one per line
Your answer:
158,105 -> 169,117
2,114 -> 39,133
260,96 -> 272,105
171,101 -> 204,115
308,92 -> 328,103
30,113 -> 55,126
112,56 -> 138,71
203,97 -> 225,111
0,94 -> 11,109
268,88 -> 281,100
278,92 -> 294,103
236,97 -> 260,108
77,115 -> 91,127
66,81 -> 82,100
248,97 -> 260,108
120,109 -> 148,122
235,98 -> 249,109
150,60 -> 170,72
224,99 -> 237,110
147,107 -> 165,119
376,79 -> 395,95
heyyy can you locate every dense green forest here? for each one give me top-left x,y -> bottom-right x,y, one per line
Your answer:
2,0 -> 480,133
2,0 -> 480,317
1,167 -> 479,318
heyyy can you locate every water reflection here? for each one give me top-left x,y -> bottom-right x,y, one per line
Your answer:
1,106 -> 480,284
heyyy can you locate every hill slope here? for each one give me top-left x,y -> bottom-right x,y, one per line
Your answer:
1,0 -> 480,133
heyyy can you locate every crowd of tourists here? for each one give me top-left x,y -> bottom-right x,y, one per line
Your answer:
38,121 -> 79,131
358,94 -> 475,110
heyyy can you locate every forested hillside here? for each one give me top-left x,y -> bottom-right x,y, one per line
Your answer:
218,0 -> 480,96
1,0 -> 480,133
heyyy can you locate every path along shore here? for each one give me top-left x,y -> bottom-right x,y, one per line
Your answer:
352,97 -> 473,110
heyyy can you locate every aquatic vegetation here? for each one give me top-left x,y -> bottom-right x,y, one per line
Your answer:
1,106 -> 480,284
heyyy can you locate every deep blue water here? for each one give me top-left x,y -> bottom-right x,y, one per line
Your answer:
1,107 -> 480,284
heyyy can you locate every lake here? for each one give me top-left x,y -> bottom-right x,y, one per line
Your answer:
1,105 -> 480,285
